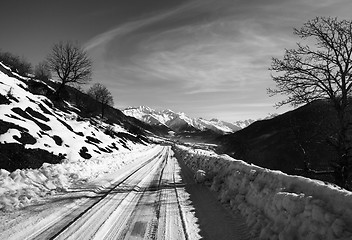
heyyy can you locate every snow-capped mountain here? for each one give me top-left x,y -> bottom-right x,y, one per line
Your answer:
123,106 -> 176,127
233,119 -> 256,129
123,106 -> 242,134
209,118 -> 243,131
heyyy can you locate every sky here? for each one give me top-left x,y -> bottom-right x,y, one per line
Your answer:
1,0 -> 352,121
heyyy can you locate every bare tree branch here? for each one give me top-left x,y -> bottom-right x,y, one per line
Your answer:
47,41 -> 92,98
269,16 -> 352,189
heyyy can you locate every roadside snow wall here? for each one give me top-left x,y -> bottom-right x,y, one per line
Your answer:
173,145 -> 352,240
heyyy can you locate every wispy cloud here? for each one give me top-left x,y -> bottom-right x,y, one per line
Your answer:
83,0 -> 209,51
83,0 -> 352,120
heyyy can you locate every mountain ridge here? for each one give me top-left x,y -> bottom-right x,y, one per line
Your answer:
123,106 -> 243,134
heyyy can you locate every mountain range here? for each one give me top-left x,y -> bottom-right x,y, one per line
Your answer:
123,106 -> 246,134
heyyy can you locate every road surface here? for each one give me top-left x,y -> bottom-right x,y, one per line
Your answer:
1,145 -> 251,239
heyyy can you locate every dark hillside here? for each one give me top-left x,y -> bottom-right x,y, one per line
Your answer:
217,100 -> 343,181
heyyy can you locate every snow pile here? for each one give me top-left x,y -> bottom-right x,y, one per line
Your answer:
0,145 -> 156,211
173,145 -> 352,239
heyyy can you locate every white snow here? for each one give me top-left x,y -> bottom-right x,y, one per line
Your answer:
174,145 -> 352,239
0,64 -> 144,161
0,144 -> 156,211
0,62 -> 151,211
233,119 -> 256,129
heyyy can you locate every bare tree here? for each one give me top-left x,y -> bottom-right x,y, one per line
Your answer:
47,41 -> 92,98
34,61 -> 51,81
87,83 -> 114,118
268,17 -> 352,188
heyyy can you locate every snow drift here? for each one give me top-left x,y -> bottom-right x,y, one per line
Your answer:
0,144 -> 156,211
173,145 -> 352,239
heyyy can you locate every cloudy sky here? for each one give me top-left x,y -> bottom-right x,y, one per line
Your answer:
1,0 -> 352,121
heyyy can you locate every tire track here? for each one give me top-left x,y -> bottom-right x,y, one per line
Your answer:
55,147 -> 168,240
103,148 -> 169,239
155,149 -> 188,240
32,146 -> 166,240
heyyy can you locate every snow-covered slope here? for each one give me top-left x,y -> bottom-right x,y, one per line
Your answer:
123,106 -> 241,134
0,63 -> 147,165
0,62 -> 152,210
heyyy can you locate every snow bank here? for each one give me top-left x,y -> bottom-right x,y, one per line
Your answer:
0,145 -> 155,211
173,145 -> 352,240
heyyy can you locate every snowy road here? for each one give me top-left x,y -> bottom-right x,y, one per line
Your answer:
1,145 -> 251,240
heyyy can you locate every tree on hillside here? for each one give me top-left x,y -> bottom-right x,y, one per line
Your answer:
47,41 -> 92,98
87,83 -> 114,118
34,61 -> 51,81
268,16 -> 352,189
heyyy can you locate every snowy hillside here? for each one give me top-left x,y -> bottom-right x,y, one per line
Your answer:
0,63 -> 148,167
123,106 -> 241,134
0,62 -> 152,210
